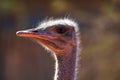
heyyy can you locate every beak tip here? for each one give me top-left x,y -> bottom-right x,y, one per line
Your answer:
16,31 -> 19,34
16,30 -> 27,36
16,30 -> 34,37
16,31 -> 21,36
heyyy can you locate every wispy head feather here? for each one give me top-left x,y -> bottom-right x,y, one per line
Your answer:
35,18 -> 79,33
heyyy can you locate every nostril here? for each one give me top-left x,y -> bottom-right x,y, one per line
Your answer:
33,30 -> 38,33
32,29 -> 47,34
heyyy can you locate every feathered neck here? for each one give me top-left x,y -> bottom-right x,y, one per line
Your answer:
53,46 -> 78,80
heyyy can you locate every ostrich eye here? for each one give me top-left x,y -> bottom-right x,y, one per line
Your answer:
55,25 -> 67,34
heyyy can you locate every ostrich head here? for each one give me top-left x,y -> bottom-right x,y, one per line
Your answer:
17,18 -> 79,55
16,18 -> 80,80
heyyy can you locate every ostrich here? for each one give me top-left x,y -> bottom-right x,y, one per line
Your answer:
16,18 -> 80,80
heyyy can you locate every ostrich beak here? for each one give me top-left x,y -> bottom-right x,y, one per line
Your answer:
17,28 -> 47,37
16,28 -> 63,53
16,29 -> 55,40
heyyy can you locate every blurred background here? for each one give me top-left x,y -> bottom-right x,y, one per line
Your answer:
0,0 -> 120,80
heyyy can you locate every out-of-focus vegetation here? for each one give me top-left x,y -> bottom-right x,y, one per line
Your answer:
0,0 -> 120,80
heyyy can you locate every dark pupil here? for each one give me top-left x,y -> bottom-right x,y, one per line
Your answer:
56,26 -> 67,34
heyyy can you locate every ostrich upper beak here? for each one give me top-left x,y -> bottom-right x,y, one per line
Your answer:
16,29 -> 54,39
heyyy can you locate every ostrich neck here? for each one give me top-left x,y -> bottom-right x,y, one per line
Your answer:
54,47 -> 77,80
